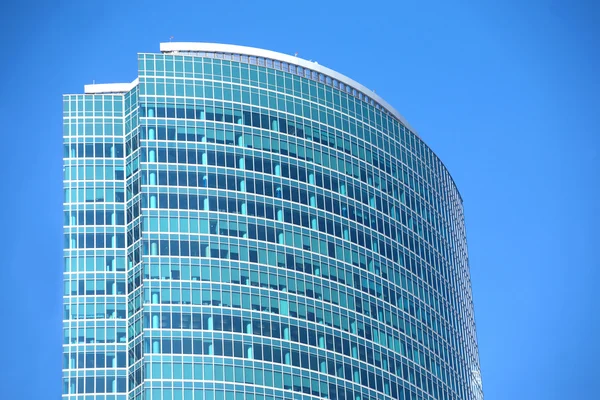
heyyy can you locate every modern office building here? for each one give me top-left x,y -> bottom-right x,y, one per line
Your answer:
63,42 -> 483,400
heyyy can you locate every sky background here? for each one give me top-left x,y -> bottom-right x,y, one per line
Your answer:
0,0 -> 598,398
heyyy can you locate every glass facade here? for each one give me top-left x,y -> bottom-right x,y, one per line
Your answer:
63,43 -> 483,400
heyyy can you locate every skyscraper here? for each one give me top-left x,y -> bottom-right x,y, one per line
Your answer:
63,42 -> 483,400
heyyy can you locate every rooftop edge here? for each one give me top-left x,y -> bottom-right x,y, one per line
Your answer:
84,78 -> 139,94
159,42 -> 416,134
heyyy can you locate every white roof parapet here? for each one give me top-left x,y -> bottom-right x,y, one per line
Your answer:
84,78 -> 139,94
159,42 -> 416,134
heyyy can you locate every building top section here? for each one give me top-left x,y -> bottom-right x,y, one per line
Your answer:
81,43 -> 416,134
160,42 -> 415,133
84,78 -> 139,94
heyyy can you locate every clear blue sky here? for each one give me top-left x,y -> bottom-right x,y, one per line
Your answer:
0,1 -> 597,398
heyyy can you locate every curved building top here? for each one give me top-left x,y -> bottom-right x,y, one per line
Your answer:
159,42 -> 417,135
